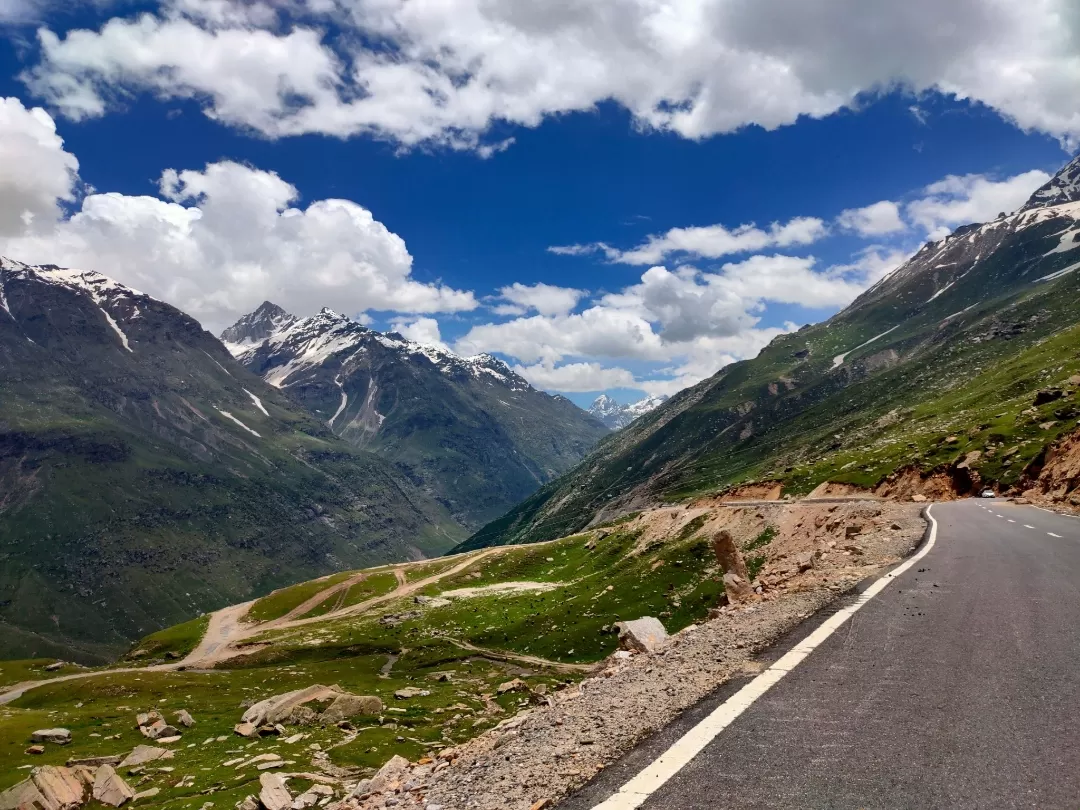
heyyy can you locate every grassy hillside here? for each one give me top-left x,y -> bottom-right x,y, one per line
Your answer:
460,188 -> 1080,551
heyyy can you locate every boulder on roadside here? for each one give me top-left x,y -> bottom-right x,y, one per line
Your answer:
912,494 -> 928,502
712,531 -> 756,604
318,694 -> 384,725
92,765 -> 135,807
118,746 -> 174,769
615,617 -> 669,653
258,772 -> 292,810
31,729 -> 72,746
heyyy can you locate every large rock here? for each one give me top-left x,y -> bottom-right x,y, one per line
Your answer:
175,710 -> 195,728
92,766 -> 135,807
242,685 -> 343,727
140,720 -> 180,740
711,530 -> 756,604
31,729 -> 72,745
393,687 -> 429,700
350,755 -> 411,798
31,767 -> 85,810
258,772 -> 292,810
118,746 -> 174,769
615,617 -> 669,653
318,694 -> 383,725
66,756 -> 122,768
0,778 -> 47,810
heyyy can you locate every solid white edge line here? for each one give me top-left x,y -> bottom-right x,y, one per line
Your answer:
591,505 -> 940,810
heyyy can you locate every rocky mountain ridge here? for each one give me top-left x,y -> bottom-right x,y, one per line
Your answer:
460,152 -> 1080,551
587,393 -> 669,429
0,257 -> 461,662
224,305 -> 608,529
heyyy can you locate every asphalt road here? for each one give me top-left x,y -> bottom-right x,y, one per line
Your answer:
565,499 -> 1080,809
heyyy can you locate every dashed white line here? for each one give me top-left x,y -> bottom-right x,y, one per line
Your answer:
590,507 -> 941,810
1008,519 -> 1015,523
1024,525 -> 1035,529
1049,532 -> 1063,538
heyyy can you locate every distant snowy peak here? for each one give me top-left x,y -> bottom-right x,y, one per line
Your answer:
221,304 -> 533,392
1022,154 -> 1080,212
588,393 -> 668,429
220,300 -> 297,351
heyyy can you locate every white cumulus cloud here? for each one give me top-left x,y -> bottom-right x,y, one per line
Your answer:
906,170 -> 1052,239
0,100 -> 476,330
21,0 -> 1080,151
837,200 -> 907,236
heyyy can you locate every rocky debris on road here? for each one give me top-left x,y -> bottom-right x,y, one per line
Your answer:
31,729 -> 73,746
615,617 -> 669,653
92,766 -> 135,807
259,772 -> 293,810
242,685 -> 382,729
711,530 -> 756,604
118,746 -> 174,769
393,687 -> 429,700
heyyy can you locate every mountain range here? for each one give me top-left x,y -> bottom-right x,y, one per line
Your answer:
459,153 -> 1080,551
0,259 -> 463,661
587,393 -> 669,429
221,303 -> 608,529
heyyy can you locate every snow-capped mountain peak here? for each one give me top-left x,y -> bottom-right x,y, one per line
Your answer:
1021,153 -> 1080,212
220,300 -> 298,353
588,393 -> 668,429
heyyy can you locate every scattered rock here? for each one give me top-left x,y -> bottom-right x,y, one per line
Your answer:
45,662 -> 65,672
32,766 -> 85,810
175,710 -> 195,728
141,721 -> 180,741
1034,388 -> 1064,406
319,694 -> 384,725
234,723 -> 258,738
496,679 -> 529,695
393,688 -> 430,700
134,788 -> 160,801
66,756 -> 122,769
413,596 -> 451,608
118,746 -> 174,769
26,746 -> 45,756
379,611 -> 422,628
615,617 -> 669,653
351,755 -> 410,798
912,494 -> 928,502
31,729 -> 72,746
242,685 -> 346,727
794,551 -> 815,572
234,796 -> 258,810
93,765 -> 136,807
258,773 -> 292,810
530,801 -> 553,810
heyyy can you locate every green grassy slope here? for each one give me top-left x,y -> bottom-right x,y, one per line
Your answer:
0,260 -> 463,662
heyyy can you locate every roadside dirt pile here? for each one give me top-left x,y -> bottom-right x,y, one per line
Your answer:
329,500 -> 925,810
1021,425 -> 1080,510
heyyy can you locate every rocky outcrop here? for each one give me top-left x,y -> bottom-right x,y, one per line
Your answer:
243,685 -> 384,727
711,530 -> 756,603
117,746 -> 173,769
31,729 -> 72,745
91,766 -> 134,808
0,766 -> 85,810
259,772 -> 292,810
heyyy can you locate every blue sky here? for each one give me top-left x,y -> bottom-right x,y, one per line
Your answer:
0,0 -> 1077,407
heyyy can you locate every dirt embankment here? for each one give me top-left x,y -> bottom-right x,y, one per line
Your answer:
336,499 -> 926,810
1020,426 -> 1080,511
717,481 -> 784,502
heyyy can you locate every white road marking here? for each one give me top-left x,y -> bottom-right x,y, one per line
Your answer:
591,507 -> 941,810
1008,519 -> 1015,523
1024,525 -> 1035,529
1049,532 -> 1063,538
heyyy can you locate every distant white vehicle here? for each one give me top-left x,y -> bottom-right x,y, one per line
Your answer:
981,489 -> 995,498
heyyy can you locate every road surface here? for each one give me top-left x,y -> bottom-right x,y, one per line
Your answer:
564,499 -> 1080,809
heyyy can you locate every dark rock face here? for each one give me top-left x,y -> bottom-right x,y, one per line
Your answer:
220,301 -> 297,347
0,258 -> 460,662
222,305 -> 609,529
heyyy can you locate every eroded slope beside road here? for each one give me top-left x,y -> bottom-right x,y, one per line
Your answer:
571,499 -> 1080,810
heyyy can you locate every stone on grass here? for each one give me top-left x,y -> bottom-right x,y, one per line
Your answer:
175,710 -> 195,728
26,745 -> 45,755
32,766 -> 86,810
45,662 -> 65,672
141,720 -> 180,741
32,729 -> 72,745
234,723 -> 257,738
234,796 -> 258,810
0,777 -> 47,810
242,685 -> 343,727
319,694 -> 384,725
393,687 -> 429,700
92,765 -> 135,807
350,755 -> 410,798
258,772 -> 292,810
133,788 -> 160,801
615,617 -> 669,653
496,679 -> 529,695
118,746 -> 174,769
